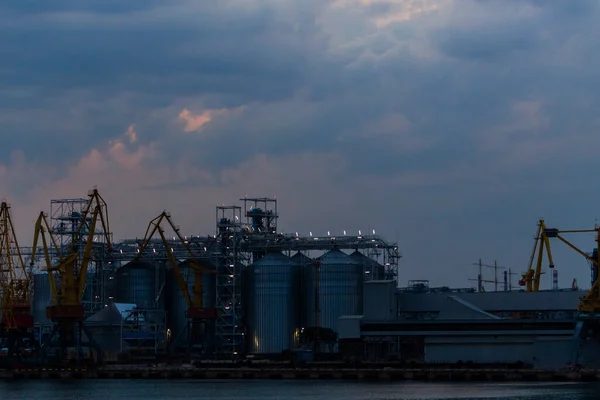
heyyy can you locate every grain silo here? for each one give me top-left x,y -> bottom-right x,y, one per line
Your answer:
115,260 -> 164,309
246,252 -> 301,354
32,273 -> 52,325
303,249 -> 363,332
349,250 -> 386,280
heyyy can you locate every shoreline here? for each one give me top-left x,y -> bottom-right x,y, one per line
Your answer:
2,367 -> 597,382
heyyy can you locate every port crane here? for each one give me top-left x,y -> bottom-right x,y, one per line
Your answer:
520,220 -> 555,292
0,201 -> 35,365
31,189 -> 112,364
135,211 -> 217,355
523,220 -> 600,365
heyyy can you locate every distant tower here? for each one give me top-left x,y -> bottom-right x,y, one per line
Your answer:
241,197 -> 279,262
240,196 -> 278,235
215,204 -> 244,356
50,196 -> 111,316
552,269 -> 559,291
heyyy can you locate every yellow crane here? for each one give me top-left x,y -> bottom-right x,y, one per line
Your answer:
0,201 -> 32,331
135,211 -> 217,321
520,220 -> 555,292
30,212 -> 60,308
31,189 -> 112,362
526,221 -> 600,313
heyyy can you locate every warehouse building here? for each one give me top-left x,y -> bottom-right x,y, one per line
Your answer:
338,281 -> 590,368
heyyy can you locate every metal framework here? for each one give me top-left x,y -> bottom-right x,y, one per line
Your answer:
20,194 -> 402,360
86,304 -> 167,359
49,196 -> 113,316
241,197 -> 278,234
120,308 -> 167,356
0,201 -> 32,331
215,205 -> 246,356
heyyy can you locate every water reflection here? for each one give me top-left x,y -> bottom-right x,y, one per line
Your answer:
0,380 -> 599,400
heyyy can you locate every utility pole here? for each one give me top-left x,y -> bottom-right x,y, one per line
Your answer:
469,259 -> 506,292
507,268 -> 518,291
492,260 -> 504,292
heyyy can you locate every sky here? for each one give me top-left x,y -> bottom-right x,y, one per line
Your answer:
1,0 -> 600,290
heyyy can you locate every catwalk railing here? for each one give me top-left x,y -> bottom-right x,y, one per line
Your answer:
23,233 -> 401,271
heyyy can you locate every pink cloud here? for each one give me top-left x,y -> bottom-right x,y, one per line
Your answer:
178,106 -> 245,132
125,124 -> 137,143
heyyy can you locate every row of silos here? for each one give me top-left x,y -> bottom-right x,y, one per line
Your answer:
113,259 -> 217,350
30,249 -> 383,356
245,249 -> 384,355
32,270 -> 121,325
30,260 -> 216,342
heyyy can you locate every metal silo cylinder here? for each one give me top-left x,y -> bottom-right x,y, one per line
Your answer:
303,249 -> 363,333
349,250 -> 385,281
291,251 -> 313,332
32,273 -> 52,325
167,259 -> 216,349
115,261 -> 163,309
247,252 -> 301,355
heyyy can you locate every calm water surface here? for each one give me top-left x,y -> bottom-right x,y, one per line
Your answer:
0,380 -> 598,400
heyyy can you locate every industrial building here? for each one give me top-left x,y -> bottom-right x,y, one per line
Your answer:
3,190 -> 600,369
15,192 -> 400,364
337,280 -> 594,369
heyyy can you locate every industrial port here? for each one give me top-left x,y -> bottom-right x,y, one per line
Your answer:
2,188 -> 600,379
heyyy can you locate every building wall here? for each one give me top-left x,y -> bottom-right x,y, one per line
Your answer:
399,291 -> 582,314
338,316 -> 362,339
364,281 -> 397,321
532,337 -> 572,369
424,335 -> 535,364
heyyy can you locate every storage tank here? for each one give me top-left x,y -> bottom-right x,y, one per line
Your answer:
291,252 -> 313,268
115,261 -> 164,309
349,250 -> 386,281
291,252 -> 312,327
246,252 -> 301,354
167,259 -> 216,349
303,249 -> 363,332
32,273 -> 52,325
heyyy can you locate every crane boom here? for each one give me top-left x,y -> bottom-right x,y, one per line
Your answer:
43,189 -> 112,321
30,212 -> 61,304
533,222 -> 600,313
135,211 -> 217,319
0,201 -> 32,330
520,220 -> 555,292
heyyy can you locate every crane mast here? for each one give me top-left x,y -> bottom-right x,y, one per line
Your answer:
0,201 -> 32,331
45,189 -> 112,319
135,211 -> 217,353
31,189 -> 112,364
0,201 -> 36,367
520,220 -> 555,292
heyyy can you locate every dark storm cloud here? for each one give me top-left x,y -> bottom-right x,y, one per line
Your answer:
4,0 -> 600,289
0,4 -> 318,96
0,0 -> 165,14
436,26 -> 539,62
2,0 -> 600,183
0,1 -> 330,163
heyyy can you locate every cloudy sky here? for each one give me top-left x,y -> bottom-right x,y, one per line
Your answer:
1,0 -> 599,289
